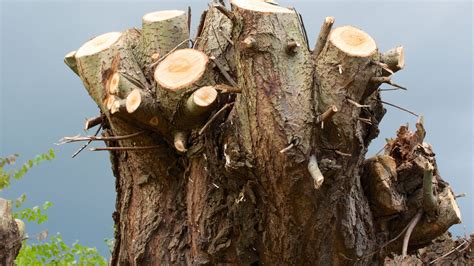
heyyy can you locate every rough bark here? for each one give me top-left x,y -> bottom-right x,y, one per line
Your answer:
63,0 -> 464,265
0,198 -> 22,266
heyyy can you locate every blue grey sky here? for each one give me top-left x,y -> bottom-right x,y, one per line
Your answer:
1,0 -> 472,258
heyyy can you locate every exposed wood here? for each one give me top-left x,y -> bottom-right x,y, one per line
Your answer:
154,49 -> 212,120
381,46 -> 405,73
308,154 -> 324,189
121,88 -> 171,137
184,86 -> 218,117
286,39 -> 300,55
108,72 -> 145,99
64,50 -> 79,75
313,16 -> 335,59
137,10 -> 189,69
75,30 -> 147,113
317,105 -> 338,124
215,83 -> 241,93
110,99 -> 126,114
154,49 -> 209,90
174,86 -> 218,130
84,114 -> 103,131
173,131 -> 188,153
241,36 -> 256,49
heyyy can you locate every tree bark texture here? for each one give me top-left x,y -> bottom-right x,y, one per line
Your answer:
64,0 -> 462,265
0,198 -> 22,266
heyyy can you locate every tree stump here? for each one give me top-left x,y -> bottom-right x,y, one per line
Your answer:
63,0 -> 464,264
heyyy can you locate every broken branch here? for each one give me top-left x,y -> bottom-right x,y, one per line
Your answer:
377,100 -> 419,117
423,162 -> 438,215
308,154 -> 324,189
64,50 -> 79,76
84,115 -> 104,131
370,76 -> 407,90
90,145 -> 164,151
313,16 -> 335,59
58,131 -> 145,144
317,105 -> 338,123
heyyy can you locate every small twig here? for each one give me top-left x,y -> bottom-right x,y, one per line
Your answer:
148,38 -> 190,68
317,105 -> 338,124
119,71 -> 148,90
375,145 -> 386,155
429,239 -> 470,264
215,84 -> 241,93
455,192 -> 466,198
335,150 -> 351,157
187,6 -> 192,36
286,40 -> 300,55
371,60 -> 394,75
219,28 -> 234,46
241,36 -> 256,49
210,23 -> 232,70
199,102 -> 234,135
58,131 -> 145,144
370,76 -> 407,90
347,98 -> 370,108
377,100 -> 419,117
359,211 -> 422,259
71,124 -> 102,158
402,210 -> 423,257
84,114 -> 103,131
279,143 -> 294,154
90,145 -> 163,152
210,56 -> 238,87
215,5 -> 235,21
379,88 -> 403,92
357,117 -> 372,125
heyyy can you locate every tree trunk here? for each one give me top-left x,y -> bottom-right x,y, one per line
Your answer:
64,0 -> 463,265
0,198 -> 22,266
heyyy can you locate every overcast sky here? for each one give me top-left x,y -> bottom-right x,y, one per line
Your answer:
1,0 -> 472,258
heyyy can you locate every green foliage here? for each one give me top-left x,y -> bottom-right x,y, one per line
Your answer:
0,149 -> 55,190
15,234 -> 107,266
0,151 -> 109,265
13,201 -> 53,225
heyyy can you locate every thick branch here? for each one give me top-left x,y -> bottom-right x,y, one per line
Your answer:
137,10 -> 189,69
381,46 -> 405,73
422,162 -> 438,215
